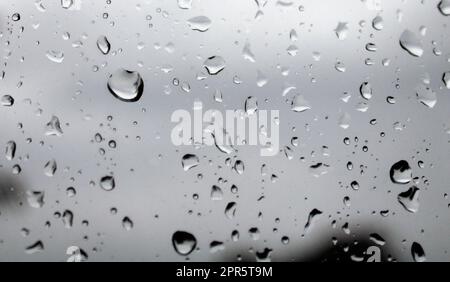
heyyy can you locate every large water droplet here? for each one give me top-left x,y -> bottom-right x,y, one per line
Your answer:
291,95 -> 311,112
5,141 -> 16,161
107,69 -> 144,102
182,154 -> 199,171
416,84 -> 437,108
372,16 -> 384,30
225,202 -> 237,219
62,210 -> 74,228
390,160 -> 412,184
122,217 -> 134,231
245,96 -> 258,115
397,186 -> 420,213
334,22 -> 348,40
100,176 -> 115,191
61,0 -> 74,9
1,95 -> 14,107
46,50 -> 65,63
177,0 -> 192,9
44,159 -> 57,177
399,30 -> 423,57
438,0 -> 450,16
411,242 -> 426,262
360,82 -> 373,100
25,241 -> 44,254
369,233 -> 386,246
187,16 -> 211,32
304,209 -> 322,233
45,116 -> 63,137
97,35 -> 111,55
203,56 -> 226,75
172,231 -> 197,256
27,191 -> 45,208
210,185 -> 223,200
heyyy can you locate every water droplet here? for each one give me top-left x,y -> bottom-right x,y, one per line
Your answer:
100,176 -> 115,191
390,160 -> 412,184
203,56 -> 226,75
172,231 -> 197,256
97,35 -> 111,55
61,0 -> 74,9
1,95 -> 14,106
62,210 -> 74,228
291,95 -> 311,112
442,72 -> 450,89
399,30 -> 423,57
209,241 -> 225,253
256,70 -> 268,87
369,233 -> 386,246
122,217 -> 134,231
233,160 -> 245,175
334,22 -> 348,40
372,16 -> 383,30
242,42 -> 256,62
46,50 -> 65,63
25,241 -> 44,254
245,96 -> 258,115
182,154 -> 199,171
177,0 -> 192,9
398,186 -> 420,213
225,202 -> 237,219
338,112 -> 351,129
107,69 -> 144,102
44,159 -> 57,177
438,0 -> 450,16
187,16 -> 211,32
45,116 -> 63,137
411,242 -> 426,262
360,82 -> 373,100
210,185 -> 223,200
27,191 -> 45,208
416,84 -> 437,108
5,141 -> 16,161
12,13 -> 20,22
304,209 -> 322,233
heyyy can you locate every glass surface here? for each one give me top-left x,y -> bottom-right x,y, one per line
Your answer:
0,0 -> 449,262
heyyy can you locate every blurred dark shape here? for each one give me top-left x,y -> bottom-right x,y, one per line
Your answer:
0,169 -> 26,214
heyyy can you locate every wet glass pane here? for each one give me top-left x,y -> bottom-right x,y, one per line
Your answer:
0,0 -> 449,262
